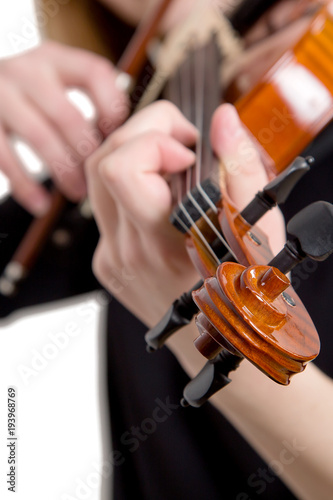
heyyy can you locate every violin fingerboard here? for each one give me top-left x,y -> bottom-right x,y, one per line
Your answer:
165,35 -> 222,225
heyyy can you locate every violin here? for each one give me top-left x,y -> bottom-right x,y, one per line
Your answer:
0,0 -> 310,294
144,1 -> 333,406
2,0 -> 333,406
0,0 -> 303,295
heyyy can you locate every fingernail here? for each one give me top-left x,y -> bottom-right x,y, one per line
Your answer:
115,72 -> 133,93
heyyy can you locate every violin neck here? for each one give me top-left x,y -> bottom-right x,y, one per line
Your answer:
165,3 -> 333,230
164,35 -> 222,205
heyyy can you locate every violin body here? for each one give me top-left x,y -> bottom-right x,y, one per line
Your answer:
234,5 -> 333,175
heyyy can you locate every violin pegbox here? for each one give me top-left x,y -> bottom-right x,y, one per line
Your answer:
193,262 -> 319,385
188,200 -> 333,403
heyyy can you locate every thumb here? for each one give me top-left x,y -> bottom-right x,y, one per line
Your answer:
210,103 -> 268,211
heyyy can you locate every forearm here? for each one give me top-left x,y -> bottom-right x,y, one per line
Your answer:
168,325 -> 333,500
220,362 -> 333,499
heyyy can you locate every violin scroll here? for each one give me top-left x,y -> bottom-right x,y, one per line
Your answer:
193,262 -> 319,385
182,201 -> 333,407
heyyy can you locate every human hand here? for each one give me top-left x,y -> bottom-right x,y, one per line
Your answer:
211,103 -> 286,256
85,101 -> 285,327
0,41 -> 129,216
85,100 -> 199,326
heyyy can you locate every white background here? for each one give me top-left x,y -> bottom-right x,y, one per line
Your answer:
0,3 -> 108,500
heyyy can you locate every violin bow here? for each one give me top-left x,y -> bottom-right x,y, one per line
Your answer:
0,0 -> 286,296
0,0 -> 175,297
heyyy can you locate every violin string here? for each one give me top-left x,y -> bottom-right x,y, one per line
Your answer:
168,39 -> 234,261
174,207 -> 221,265
167,65 -> 188,207
186,39 -> 235,256
194,44 -> 204,187
196,180 -> 219,214
180,52 -> 193,124
170,59 -> 191,206
186,190 -> 237,259
181,53 -> 194,194
193,39 -> 219,214
165,57 -> 223,263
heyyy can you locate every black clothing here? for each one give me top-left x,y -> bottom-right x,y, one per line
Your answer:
0,195 -> 101,318
106,299 -> 299,500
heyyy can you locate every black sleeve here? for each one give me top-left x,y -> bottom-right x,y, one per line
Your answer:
281,121 -> 333,378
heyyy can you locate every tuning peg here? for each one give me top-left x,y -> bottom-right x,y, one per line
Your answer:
145,281 -> 202,352
269,201 -> 333,274
196,202 -> 333,366
182,200 -> 333,408
145,248 -> 240,352
181,350 -> 243,408
240,156 -> 312,226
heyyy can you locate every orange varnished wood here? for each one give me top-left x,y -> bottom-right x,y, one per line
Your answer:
187,8 -> 333,381
185,196 -> 276,278
186,193 -> 283,291
117,0 -> 174,77
10,189 -> 66,271
185,233 -> 219,279
193,263 -> 320,384
185,207 -> 224,279
235,4 -> 333,175
186,5 -> 333,280
219,197 -> 275,267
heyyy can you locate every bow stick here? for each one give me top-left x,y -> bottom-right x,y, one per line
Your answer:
0,0 -> 175,297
